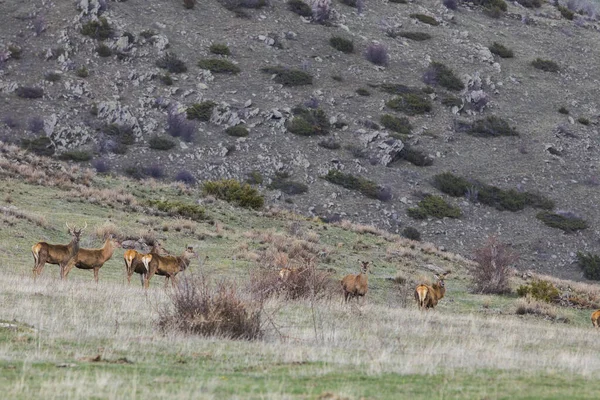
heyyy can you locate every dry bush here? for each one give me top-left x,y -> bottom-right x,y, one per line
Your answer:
514,295 -> 568,323
94,221 -> 122,240
0,205 -> 48,228
528,273 -> 600,309
159,274 -> 262,340
470,236 -> 517,294
303,230 -> 320,243
70,187 -> 137,207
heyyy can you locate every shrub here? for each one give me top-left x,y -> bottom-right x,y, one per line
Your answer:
470,236 -> 516,294
517,280 -> 560,302
203,179 -> 264,209
159,274 -> 262,340
402,227 -> 421,241
44,72 -> 61,82
340,0 -> 357,6
329,36 -> 353,53
96,44 -> 112,57
422,62 -> 464,91
468,116 -> 518,137
75,66 -> 89,78
286,107 -> 330,136
8,45 -> 22,59
441,95 -> 462,108
147,199 -> 206,220
166,113 -> 195,142
175,170 -> 196,185
268,176 -> 308,195
21,136 -> 54,156
3,116 -> 20,129
226,125 -> 249,137
323,169 -> 390,201
433,172 -> 471,197
261,66 -> 313,86
250,264 -> 336,301
515,0 -> 541,7
92,159 -> 111,174
531,58 -> 559,72
124,165 -> 145,180
160,74 -> 173,85
197,59 -> 240,74
356,88 -> 370,96
389,0 -> 407,3
410,14 -> 439,26
246,171 -> 264,185
345,144 -> 368,159
318,138 -> 341,149
187,101 -> 216,121
58,150 -> 92,162
144,164 -> 164,179
149,135 -> 176,150
364,43 -> 389,66
139,30 -> 156,39
489,42 -> 514,58
578,117 -> 590,125
514,297 -> 561,321
379,84 -> 420,95
407,194 -> 461,219
380,114 -> 412,135
558,106 -> 569,114
156,53 -> 188,73
557,5 -> 574,20
209,43 -> 231,55
577,252 -> 600,280
536,211 -> 588,233
443,0 -> 458,9
398,32 -> 432,41
80,17 -> 113,40
399,146 -> 433,166
104,124 -> 135,145
184,0 -> 196,8
28,117 -> 44,133
386,93 -> 432,115
16,87 -> 44,99
288,0 -> 313,16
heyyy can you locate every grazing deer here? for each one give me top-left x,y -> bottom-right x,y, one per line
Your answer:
341,261 -> 371,303
592,310 -> 600,328
123,242 -> 166,286
62,235 -> 121,282
415,271 -> 451,310
32,222 -> 86,279
141,246 -> 197,289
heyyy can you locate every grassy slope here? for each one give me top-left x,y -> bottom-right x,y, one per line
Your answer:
1,174 -> 599,399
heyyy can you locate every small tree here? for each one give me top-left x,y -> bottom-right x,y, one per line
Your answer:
470,236 -> 517,294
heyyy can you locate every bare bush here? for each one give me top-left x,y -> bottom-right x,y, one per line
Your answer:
158,274 -> 262,340
470,236 -> 517,294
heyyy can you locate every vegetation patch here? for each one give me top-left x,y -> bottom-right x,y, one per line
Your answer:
577,252 -> 600,280
577,117 -> 590,126
557,4 -> 574,20
187,101 -> 216,121
261,66 -> 313,86
58,150 -> 92,162
80,17 -> 113,40
531,58 -> 559,72
268,176 -> 309,195
356,88 -> 370,96
20,136 -> 54,156
401,226 -> 421,241
340,0 -> 358,6
16,87 -> 44,99
410,14 -> 439,26
318,138 -> 341,150
536,211 -> 588,233
146,199 -> 206,220
323,170 -> 390,201
441,95 -> 462,108
44,72 -> 61,82
209,43 -> 231,55
75,66 -> 89,78
558,106 -> 569,114
286,107 -> 330,136
197,59 -> 240,74
407,194 -> 461,219
386,93 -> 432,115
96,44 -> 112,57
149,136 -> 176,150
470,237 -> 516,294
515,0 -> 541,8
329,36 -> 354,53
225,125 -> 249,137
287,0 -> 313,16
467,116 -> 518,137
380,114 -> 412,136
203,179 -> 264,209
398,32 -> 432,41
104,124 -> 135,145
517,280 -> 560,303
489,42 -> 514,58
423,62 -> 464,91
398,146 -> 433,167
156,53 -> 188,73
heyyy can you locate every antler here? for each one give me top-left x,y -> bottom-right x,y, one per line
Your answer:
81,221 -> 87,232
66,222 -> 72,232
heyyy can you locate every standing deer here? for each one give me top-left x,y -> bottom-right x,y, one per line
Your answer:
32,222 -> 86,279
415,271 -> 451,310
62,235 -> 121,282
341,261 -> 371,303
123,241 -> 166,286
592,310 -> 600,328
141,246 -> 197,289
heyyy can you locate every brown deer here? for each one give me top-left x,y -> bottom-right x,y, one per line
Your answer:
62,235 -> 121,282
341,261 -> 371,303
141,246 -> 197,289
32,222 -> 86,279
592,310 -> 600,328
279,267 -> 299,282
415,271 -> 451,310
123,242 -> 166,286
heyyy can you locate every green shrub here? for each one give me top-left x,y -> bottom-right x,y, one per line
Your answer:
424,62 -> 464,91
45,72 -> 61,82
386,93 -> 432,115
399,147 -> 433,167
515,0 -> 541,8
356,88 -> 370,96
557,5 -> 574,20
398,32 -> 432,41
8,45 -> 22,59
149,136 -> 176,150
268,177 -> 308,195
379,83 -> 420,95
197,59 -> 240,74
261,66 -> 313,86
468,116 -> 518,137
332,75 -> 343,82
340,0 -> 357,6
286,107 -> 330,136
536,211 -> 588,233
517,280 -> 560,303
345,144 -> 368,159
558,106 -> 569,115
156,53 -> 188,73
246,171 -> 264,185
489,42 -> 514,58
96,44 -> 112,57
577,117 -> 590,126
187,101 -> 216,121
75,66 -> 89,78
577,252 -> 600,280
21,136 -> 54,156
210,43 -> 231,55
380,114 -> 412,136
402,227 -> 421,241
146,200 -> 207,221
226,125 -> 249,137
184,0 -> 196,9
407,194 -> 461,219
323,170 -> 389,201
139,30 -> 157,39
410,14 -> 439,26
81,17 -> 113,40
203,179 -> 264,209
389,0 -> 407,3
318,138 -> 341,150
104,124 -> 135,145
441,95 -> 462,108
58,150 -> 92,162
160,74 -> 173,85
329,36 -> 354,53
531,58 -> 559,72
433,172 -> 471,197
287,0 -> 313,16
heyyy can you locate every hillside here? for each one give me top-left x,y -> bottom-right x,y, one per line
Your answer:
1,0 -> 600,279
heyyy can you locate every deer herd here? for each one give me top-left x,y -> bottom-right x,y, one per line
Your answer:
30,223 -> 600,327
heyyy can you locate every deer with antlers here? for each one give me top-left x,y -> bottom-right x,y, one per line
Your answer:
341,261 -> 372,304
62,234 -> 121,282
415,270 -> 451,310
141,245 -> 197,289
123,241 -> 168,286
32,222 -> 86,279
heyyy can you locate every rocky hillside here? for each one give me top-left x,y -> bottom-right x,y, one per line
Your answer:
1,0 -> 600,280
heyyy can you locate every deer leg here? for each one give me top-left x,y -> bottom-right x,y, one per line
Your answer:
164,276 -> 170,289
94,267 -> 99,283
144,269 -> 156,289
139,273 -> 145,287
62,258 -> 76,279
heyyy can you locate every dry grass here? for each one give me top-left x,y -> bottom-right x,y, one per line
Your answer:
94,221 -> 122,240
0,205 -> 48,228
514,295 -> 567,322
524,272 -> 600,309
70,187 -> 137,207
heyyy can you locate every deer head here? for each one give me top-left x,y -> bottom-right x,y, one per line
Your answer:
360,261 -> 372,274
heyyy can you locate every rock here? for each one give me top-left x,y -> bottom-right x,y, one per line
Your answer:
114,36 -> 130,52
374,138 -> 404,166
151,34 -> 169,51
244,99 -> 252,108
97,101 -> 143,139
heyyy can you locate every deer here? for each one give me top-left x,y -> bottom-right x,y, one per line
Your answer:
32,222 -> 86,279
592,310 -> 600,329
414,271 -> 451,310
123,241 -> 166,286
141,245 -> 197,289
62,234 -> 121,282
341,261 -> 371,304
